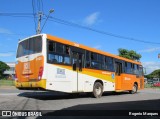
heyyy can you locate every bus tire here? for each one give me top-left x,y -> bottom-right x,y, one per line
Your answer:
93,82 -> 103,98
129,83 -> 138,94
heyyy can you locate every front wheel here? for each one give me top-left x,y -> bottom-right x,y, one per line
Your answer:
93,82 -> 103,98
129,84 -> 138,94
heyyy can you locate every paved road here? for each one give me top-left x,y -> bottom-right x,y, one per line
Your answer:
0,88 -> 160,118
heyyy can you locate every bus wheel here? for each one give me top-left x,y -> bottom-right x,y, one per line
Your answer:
129,83 -> 138,94
93,82 -> 103,98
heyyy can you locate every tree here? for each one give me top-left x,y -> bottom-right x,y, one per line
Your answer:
118,48 -> 142,61
145,69 -> 160,79
0,61 -> 10,78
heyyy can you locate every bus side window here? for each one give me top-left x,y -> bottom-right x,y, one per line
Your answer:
91,52 -> 97,61
131,63 -> 134,74
64,45 -> 70,55
134,64 -> 137,74
91,52 -> 101,69
47,41 -> 71,65
139,66 -> 143,76
85,51 -> 90,68
105,56 -> 114,71
136,65 -> 140,76
56,43 -> 63,54
48,41 -> 55,52
125,62 -> 132,74
64,56 -> 70,64
49,54 -> 63,63
125,62 -> 127,73
101,55 -> 105,70
98,54 -> 103,69
91,52 -> 97,68
64,45 -> 71,65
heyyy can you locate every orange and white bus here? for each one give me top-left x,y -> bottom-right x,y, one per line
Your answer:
15,34 -> 144,98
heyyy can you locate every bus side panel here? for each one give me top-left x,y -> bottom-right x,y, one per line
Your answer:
121,74 -> 135,90
45,64 -> 115,93
82,68 -> 115,92
46,64 -> 74,92
119,74 -> 143,91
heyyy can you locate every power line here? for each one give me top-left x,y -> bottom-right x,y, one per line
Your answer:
32,0 -> 45,34
1,12 -> 160,45
37,0 -> 40,11
45,15 -> 160,45
32,0 -> 37,33
41,0 -> 44,13
0,15 -> 35,18
0,13 -> 33,15
0,32 -> 31,36
35,0 -> 44,12
0,13 -> 35,18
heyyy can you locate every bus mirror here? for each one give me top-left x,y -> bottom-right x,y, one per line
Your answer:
143,67 -> 147,74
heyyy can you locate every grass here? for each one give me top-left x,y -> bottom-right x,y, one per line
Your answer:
0,79 -> 15,86
145,83 -> 153,88
145,83 -> 160,89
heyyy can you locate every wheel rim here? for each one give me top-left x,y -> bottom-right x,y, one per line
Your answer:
95,86 -> 101,95
132,85 -> 137,93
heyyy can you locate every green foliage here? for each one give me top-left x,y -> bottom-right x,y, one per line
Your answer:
0,79 -> 15,86
145,83 -> 160,89
118,48 -> 142,61
0,61 -> 10,78
145,69 -> 160,79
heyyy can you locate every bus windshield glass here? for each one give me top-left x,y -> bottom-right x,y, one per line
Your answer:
16,36 -> 42,58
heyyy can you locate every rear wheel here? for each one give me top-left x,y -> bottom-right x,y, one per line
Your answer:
129,83 -> 138,94
93,82 -> 103,98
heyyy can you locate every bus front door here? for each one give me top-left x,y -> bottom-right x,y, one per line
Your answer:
115,62 -> 122,90
72,51 -> 84,92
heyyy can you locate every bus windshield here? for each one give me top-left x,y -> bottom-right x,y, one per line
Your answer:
16,36 -> 42,58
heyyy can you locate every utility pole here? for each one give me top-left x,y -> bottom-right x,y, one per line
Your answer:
36,12 -> 43,34
36,9 -> 54,34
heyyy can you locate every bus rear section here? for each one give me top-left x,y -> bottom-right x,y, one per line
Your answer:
15,35 -> 46,90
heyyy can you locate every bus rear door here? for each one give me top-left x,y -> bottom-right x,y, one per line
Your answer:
71,47 -> 84,92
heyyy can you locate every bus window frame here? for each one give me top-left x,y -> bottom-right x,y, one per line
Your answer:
84,50 -> 115,72
47,40 -> 72,66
